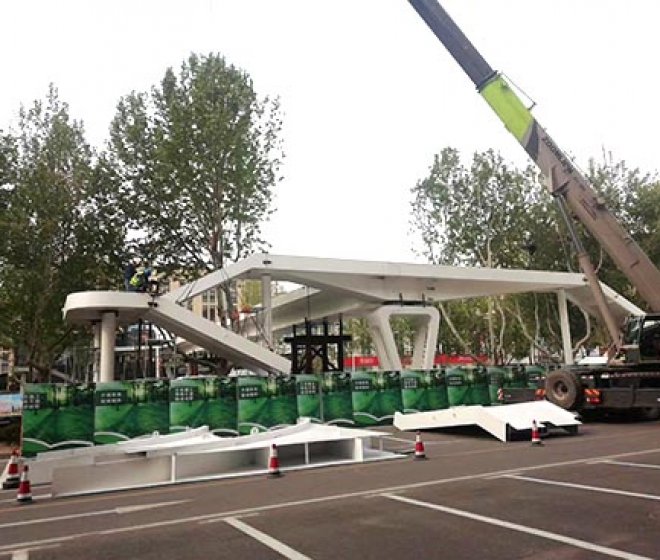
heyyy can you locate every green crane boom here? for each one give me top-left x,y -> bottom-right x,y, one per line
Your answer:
408,0 -> 660,317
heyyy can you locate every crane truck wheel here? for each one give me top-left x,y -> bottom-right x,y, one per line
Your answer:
545,370 -> 583,410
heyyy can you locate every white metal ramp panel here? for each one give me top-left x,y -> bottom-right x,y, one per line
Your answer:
484,401 -> 580,431
50,422 -> 402,497
394,402 -> 580,442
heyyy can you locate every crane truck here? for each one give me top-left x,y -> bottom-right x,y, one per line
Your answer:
409,0 -> 660,415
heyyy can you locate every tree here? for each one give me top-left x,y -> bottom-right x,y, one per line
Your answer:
0,86 -> 126,379
410,148 -> 594,362
411,146 -> 660,363
585,151 -> 660,310
110,53 -> 284,326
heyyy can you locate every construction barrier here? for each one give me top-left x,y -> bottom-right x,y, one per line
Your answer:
170,376 -> 237,436
21,366 -> 553,456
21,384 -> 95,456
237,374 -> 297,435
94,379 -> 169,444
447,366 -> 490,406
401,369 -> 449,413
352,371 -> 403,427
320,372 -> 354,426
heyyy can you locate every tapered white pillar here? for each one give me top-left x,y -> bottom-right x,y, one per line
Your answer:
366,306 -> 439,371
261,274 -> 273,348
92,321 -> 101,382
99,311 -> 117,383
557,289 -> 574,365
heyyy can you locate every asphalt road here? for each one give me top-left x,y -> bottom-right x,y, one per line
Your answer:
1,419 -> 659,559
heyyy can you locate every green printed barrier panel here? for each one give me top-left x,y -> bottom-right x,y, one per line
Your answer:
170,376 -> 237,436
94,379 -> 170,444
352,370 -> 402,427
401,370 -> 426,412
446,366 -> 491,407
295,374 -> 322,423
503,366 -> 527,389
426,369 -> 450,410
237,374 -> 297,435
402,369 -> 449,412
487,367 -> 506,405
524,365 -> 547,389
22,384 -> 95,457
320,372 -> 354,426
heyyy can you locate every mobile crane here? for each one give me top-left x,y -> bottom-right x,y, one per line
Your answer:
409,0 -> 660,414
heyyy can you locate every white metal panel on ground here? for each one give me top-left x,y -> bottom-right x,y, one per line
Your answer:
49,421 -> 402,497
30,423 -> 315,485
63,291 -> 290,373
26,427 -> 213,485
36,426 -> 211,460
393,402 -> 580,442
484,401 -> 581,432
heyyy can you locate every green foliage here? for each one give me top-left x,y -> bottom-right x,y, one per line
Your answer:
238,279 -> 263,311
410,148 -> 559,268
409,147 -> 658,361
0,86 -> 126,376
345,318 -> 373,356
585,152 -> 660,308
109,53 -> 283,282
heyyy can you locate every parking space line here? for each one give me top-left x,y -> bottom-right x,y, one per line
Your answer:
0,499 -> 191,530
3,447 -> 660,552
502,474 -> 660,501
224,517 -> 311,560
0,494 -> 51,505
380,436 -> 459,446
596,460 -> 660,470
380,436 -> 415,444
381,493 -> 651,560
3,545 -> 61,559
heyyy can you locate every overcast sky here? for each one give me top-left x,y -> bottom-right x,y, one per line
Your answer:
2,1 -> 658,265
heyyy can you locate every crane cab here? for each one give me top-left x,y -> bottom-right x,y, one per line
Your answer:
621,314 -> 660,363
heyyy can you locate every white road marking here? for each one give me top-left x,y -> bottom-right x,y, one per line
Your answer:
224,516 -> 311,560
595,460 -> 660,470
6,544 -> 60,559
382,493 -> 651,560
0,494 -> 51,505
0,499 -> 190,529
502,474 -> 660,501
2,446 -> 660,552
381,435 -> 460,446
380,435 -> 416,444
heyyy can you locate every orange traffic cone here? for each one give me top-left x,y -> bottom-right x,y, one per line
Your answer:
531,420 -> 543,446
414,431 -> 427,460
2,449 -> 21,490
267,444 -> 281,477
16,465 -> 32,504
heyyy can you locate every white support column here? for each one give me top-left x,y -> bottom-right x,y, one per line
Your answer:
366,317 -> 401,371
411,318 -> 428,369
92,322 -> 101,383
557,290 -> 574,365
155,346 -> 161,378
366,306 -> 439,371
261,273 -> 273,348
99,311 -> 117,383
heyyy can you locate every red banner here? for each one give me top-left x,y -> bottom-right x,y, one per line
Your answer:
344,354 -> 488,368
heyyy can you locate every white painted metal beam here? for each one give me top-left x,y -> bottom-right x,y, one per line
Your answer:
64,292 -> 290,374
